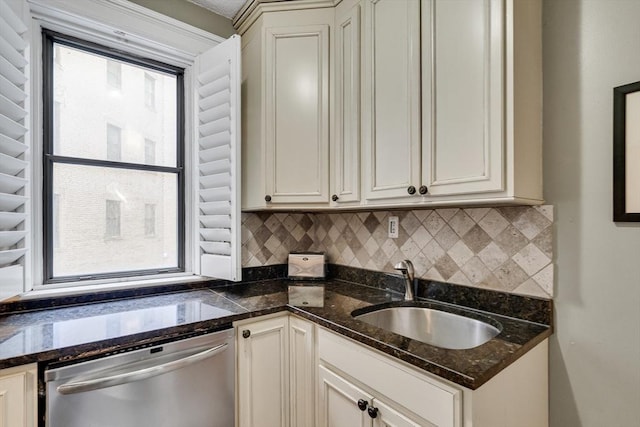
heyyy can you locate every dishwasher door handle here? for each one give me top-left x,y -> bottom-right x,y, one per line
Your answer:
57,342 -> 229,395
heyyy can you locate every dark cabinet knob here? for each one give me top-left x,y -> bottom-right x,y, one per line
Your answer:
331,194 -> 339,202
419,185 -> 428,195
367,406 -> 378,419
242,330 -> 251,339
407,186 -> 416,195
264,195 -> 272,202
357,399 -> 368,411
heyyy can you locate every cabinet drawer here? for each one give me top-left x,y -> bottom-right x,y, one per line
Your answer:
317,328 -> 461,427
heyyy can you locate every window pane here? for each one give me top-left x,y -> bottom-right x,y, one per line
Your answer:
52,163 -> 178,277
106,124 -> 121,161
106,60 -> 121,89
53,44 -> 177,167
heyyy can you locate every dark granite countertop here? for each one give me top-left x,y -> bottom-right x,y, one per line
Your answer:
0,269 -> 551,390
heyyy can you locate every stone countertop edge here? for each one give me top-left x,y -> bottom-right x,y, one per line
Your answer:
0,265 -> 552,390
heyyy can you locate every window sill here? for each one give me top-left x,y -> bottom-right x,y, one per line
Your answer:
22,273 -> 214,301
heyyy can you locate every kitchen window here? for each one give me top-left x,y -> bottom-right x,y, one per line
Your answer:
42,30 -> 185,282
0,0 -> 241,298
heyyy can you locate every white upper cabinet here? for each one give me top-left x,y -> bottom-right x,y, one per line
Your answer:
235,0 -> 542,210
331,0 -> 362,206
361,0 -> 421,201
239,7 -> 333,209
422,0 -> 505,196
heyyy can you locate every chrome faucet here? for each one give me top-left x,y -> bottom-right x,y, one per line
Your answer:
394,260 -> 415,301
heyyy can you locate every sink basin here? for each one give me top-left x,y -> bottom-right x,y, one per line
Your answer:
353,306 -> 501,350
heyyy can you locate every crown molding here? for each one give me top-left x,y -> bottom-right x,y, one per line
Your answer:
233,0 -> 340,34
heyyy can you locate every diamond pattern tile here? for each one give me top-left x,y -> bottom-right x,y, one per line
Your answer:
241,206 -> 554,298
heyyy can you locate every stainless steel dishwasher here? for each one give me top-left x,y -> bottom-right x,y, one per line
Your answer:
45,329 -> 234,427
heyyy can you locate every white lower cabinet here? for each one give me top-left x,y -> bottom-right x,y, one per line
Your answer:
318,365 -> 426,427
236,314 -> 290,427
237,315 -> 548,427
0,364 -> 37,427
235,314 -> 315,427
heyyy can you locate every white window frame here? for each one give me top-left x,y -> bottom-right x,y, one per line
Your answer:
25,0 -> 228,292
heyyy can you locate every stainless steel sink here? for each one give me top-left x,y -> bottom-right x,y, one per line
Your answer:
353,306 -> 501,350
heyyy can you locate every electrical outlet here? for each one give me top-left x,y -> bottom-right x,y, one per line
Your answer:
388,216 -> 399,238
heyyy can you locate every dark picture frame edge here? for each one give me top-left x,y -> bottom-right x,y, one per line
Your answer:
613,80 -> 640,222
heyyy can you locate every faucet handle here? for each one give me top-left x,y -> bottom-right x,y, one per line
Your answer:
393,260 -> 415,279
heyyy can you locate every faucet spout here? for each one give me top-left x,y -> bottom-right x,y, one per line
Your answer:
394,260 -> 415,301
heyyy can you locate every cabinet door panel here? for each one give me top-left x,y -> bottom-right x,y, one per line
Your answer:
362,0 -> 421,200
237,316 -> 289,427
374,398 -> 435,427
265,25 -> 330,203
289,316 -> 315,427
318,365 -> 371,427
0,365 -> 36,427
333,1 -> 361,204
422,0 -> 504,195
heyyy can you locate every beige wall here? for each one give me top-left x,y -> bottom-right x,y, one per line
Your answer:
127,0 -> 236,38
543,0 -> 640,425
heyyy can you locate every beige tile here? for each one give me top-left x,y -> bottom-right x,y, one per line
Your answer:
422,239 -> 446,264
400,211 -> 422,235
364,236 -> 379,257
532,226 -> 553,259
423,211 -> 446,235
413,208 -> 432,223
448,270 -> 473,286
449,210 -> 476,237
447,240 -> 474,267
478,242 -> 509,271
381,239 -> 399,257
513,243 -> 550,276
512,208 -> 551,240
434,224 -> 459,251
462,225 -> 492,253
434,254 -> 459,280
411,225 -> 432,249
400,238 -> 422,260
341,246 -> 356,264
460,257 -> 492,285
437,208 -> 460,222
478,209 -> 509,239
532,263 -> 554,296
513,279 -> 551,299
424,266 -> 445,282
493,259 -> 529,290
534,205 -> 554,222
356,225 -> 372,245
464,207 -> 490,223
494,225 -> 529,257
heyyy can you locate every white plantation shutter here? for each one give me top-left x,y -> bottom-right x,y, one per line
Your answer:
0,0 -> 29,299
195,35 -> 241,281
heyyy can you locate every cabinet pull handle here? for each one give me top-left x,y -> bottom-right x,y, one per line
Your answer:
367,406 -> 379,418
242,330 -> 251,339
407,186 -> 416,195
331,194 -> 339,202
357,399 -> 368,411
419,185 -> 428,195
264,195 -> 272,202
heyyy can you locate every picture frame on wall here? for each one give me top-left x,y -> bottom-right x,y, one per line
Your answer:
613,81 -> 640,222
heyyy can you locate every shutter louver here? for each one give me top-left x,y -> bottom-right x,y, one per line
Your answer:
0,0 -> 29,299
195,35 -> 241,281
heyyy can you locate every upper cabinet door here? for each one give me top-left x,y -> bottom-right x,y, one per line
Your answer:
422,0 -> 505,196
264,24 -> 330,204
332,0 -> 361,206
362,0 -> 421,201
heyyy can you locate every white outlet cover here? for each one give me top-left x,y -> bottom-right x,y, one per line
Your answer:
388,216 -> 399,238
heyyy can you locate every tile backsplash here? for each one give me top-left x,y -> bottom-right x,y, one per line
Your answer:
241,206 -> 554,299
